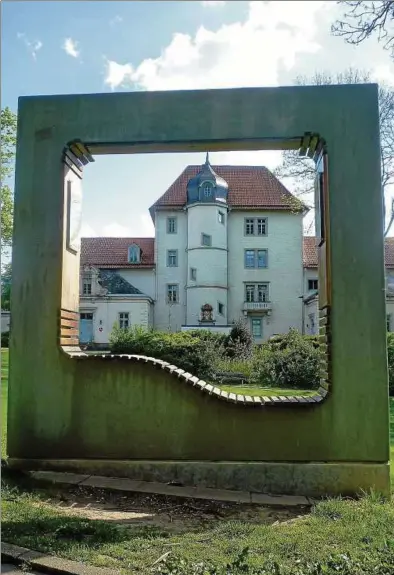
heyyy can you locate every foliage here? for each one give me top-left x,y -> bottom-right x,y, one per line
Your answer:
1,107 -> 17,253
1,262 -> 12,311
225,319 -> 253,359
332,1 -> 394,57
109,326 -> 218,380
274,68 -> 394,235
387,332 -> 394,395
1,332 -> 9,349
251,329 -> 320,390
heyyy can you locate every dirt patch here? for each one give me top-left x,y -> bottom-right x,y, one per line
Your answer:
31,483 -> 310,533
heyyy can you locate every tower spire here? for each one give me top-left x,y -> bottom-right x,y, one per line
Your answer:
205,151 -> 210,165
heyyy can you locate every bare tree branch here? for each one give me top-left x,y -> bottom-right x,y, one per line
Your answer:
332,1 -> 394,56
274,68 -> 394,236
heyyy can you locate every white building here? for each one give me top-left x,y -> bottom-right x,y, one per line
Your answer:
79,156 -> 306,347
302,236 -> 394,335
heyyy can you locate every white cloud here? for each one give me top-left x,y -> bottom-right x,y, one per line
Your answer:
102,216 -> 154,238
17,32 -> 43,60
104,59 -> 134,90
201,1 -> 226,7
104,1 -> 331,91
110,15 -> 123,26
63,38 -> 80,58
80,223 -> 97,238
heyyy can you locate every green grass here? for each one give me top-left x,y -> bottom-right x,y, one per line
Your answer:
2,348 -> 394,574
218,385 -> 317,397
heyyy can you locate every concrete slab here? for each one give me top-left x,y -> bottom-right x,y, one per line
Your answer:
79,475 -> 143,491
15,550 -> 120,575
30,471 -> 89,485
251,493 -> 310,506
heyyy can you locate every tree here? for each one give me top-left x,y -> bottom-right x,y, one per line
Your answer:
1,107 -> 17,253
274,68 -> 394,235
1,262 -> 12,311
332,1 -> 394,57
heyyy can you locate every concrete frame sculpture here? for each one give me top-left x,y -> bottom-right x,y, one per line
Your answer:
8,85 -> 390,496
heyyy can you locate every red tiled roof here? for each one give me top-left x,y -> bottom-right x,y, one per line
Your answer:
81,237 -> 155,269
303,237 -> 318,268
150,165 -> 299,213
303,236 -> 394,268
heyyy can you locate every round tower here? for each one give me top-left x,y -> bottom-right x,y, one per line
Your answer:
186,154 -> 229,326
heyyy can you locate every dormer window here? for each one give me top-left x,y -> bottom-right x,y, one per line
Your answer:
128,244 -> 141,264
203,182 -> 213,198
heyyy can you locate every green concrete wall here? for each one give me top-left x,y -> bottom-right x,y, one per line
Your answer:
7,85 -> 390,495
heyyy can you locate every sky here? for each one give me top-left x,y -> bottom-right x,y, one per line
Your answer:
2,0 -> 394,239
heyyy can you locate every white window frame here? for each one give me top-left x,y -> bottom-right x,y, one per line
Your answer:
218,211 -> 225,225
218,302 -> 225,315
167,217 -> 177,234
190,267 -> 197,281
119,312 -> 130,329
245,283 -> 269,302
308,278 -> 318,291
244,217 -> 268,236
167,249 -> 178,267
245,218 -> 254,235
201,233 -> 212,247
167,284 -> 179,303
128,244 -> 141,264
82,277 -> 92,296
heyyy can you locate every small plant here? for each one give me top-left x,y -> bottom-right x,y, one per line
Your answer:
225,319 -> 253,359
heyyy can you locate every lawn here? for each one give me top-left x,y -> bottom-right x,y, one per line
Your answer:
218,384 -> 317,397
2,347 -> 394,574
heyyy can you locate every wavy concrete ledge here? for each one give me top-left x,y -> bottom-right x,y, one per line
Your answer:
62,348 -> 328,407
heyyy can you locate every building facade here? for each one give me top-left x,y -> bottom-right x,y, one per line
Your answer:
79,157 -> 307,346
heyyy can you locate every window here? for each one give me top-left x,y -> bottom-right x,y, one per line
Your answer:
245,218 -> 254,235
257,284 -> 269,302
257,218 -> 267,235
167,217 -> 177,234
167,284 -> 179,303
82,276 -> 92,295
251,318 -> 262,338
308,279 -> 318,291
218,211 -> 225,225
218,302 -> 225,315
190,267 -> 197,281
244,217 -> 267,236
244,249 -> 268,268
201,233 -> 212,247
167,249 -> 178,267
128,244 -> 140,264
245,284 -> 255,302
119,312 -> 130,329
203,183 -> 212,197
245,283 -> 269,302
387,314 -> 392,332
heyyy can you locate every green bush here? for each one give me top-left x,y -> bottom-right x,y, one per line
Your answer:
251,328 -> 320,390
225,319 -> 253,359
1,331 -> 9,348
387,332 -> 394,396
109,326 -> 218,380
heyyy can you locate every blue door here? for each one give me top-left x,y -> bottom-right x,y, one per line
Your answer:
80,313 -> 94,343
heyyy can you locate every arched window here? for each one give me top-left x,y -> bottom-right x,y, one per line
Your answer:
128,244 -> 141,264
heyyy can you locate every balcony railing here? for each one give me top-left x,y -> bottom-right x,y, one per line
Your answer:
243,301 -> 272,311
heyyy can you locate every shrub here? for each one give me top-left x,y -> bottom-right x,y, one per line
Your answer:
251,328 -> 320,390
387,332 -> 394,396
109,326 -> 218,380
1,331 -> 9,348
225,319 -> 253,359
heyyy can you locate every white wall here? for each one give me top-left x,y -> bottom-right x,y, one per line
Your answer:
304,267 -> 319,294
154,210 -> 187,332
227,210 -> 304,340
79,297 -> 152,344
1,311 -> 10,333
118,268 -> 155,299
303,297 -> 318,335
186,202 -> 228,325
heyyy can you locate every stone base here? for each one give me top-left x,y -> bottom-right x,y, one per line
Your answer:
7,458 -> 391,498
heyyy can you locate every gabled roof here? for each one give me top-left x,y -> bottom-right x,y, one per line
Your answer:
303,236 -> 394,269
150,165 -> 301,216
98,270 -> 144,295
81,237 -> 154,269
